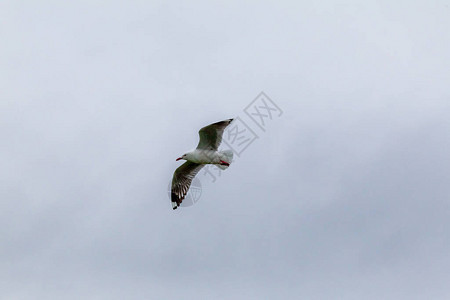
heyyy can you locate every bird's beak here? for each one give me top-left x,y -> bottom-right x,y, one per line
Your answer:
176,157 -> 182,161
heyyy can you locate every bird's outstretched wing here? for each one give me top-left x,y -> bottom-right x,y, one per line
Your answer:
171,161 -> 204,209
196,118 -> 233,151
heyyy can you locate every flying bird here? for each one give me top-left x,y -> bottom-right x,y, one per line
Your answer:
171,118 -> 234,209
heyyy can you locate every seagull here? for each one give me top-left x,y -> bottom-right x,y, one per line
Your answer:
171,118 -> 234,209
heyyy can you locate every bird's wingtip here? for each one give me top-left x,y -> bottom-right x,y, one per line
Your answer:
172,202 -> 179,210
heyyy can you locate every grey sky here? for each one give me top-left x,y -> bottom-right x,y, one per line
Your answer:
1,1 -> 449,299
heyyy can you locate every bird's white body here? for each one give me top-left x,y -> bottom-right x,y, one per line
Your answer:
185,149 -> 233,166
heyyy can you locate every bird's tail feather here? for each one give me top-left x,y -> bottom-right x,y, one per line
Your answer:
217,149 -> 233,170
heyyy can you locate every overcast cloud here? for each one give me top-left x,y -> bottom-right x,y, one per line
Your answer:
1,1 -> 450,299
